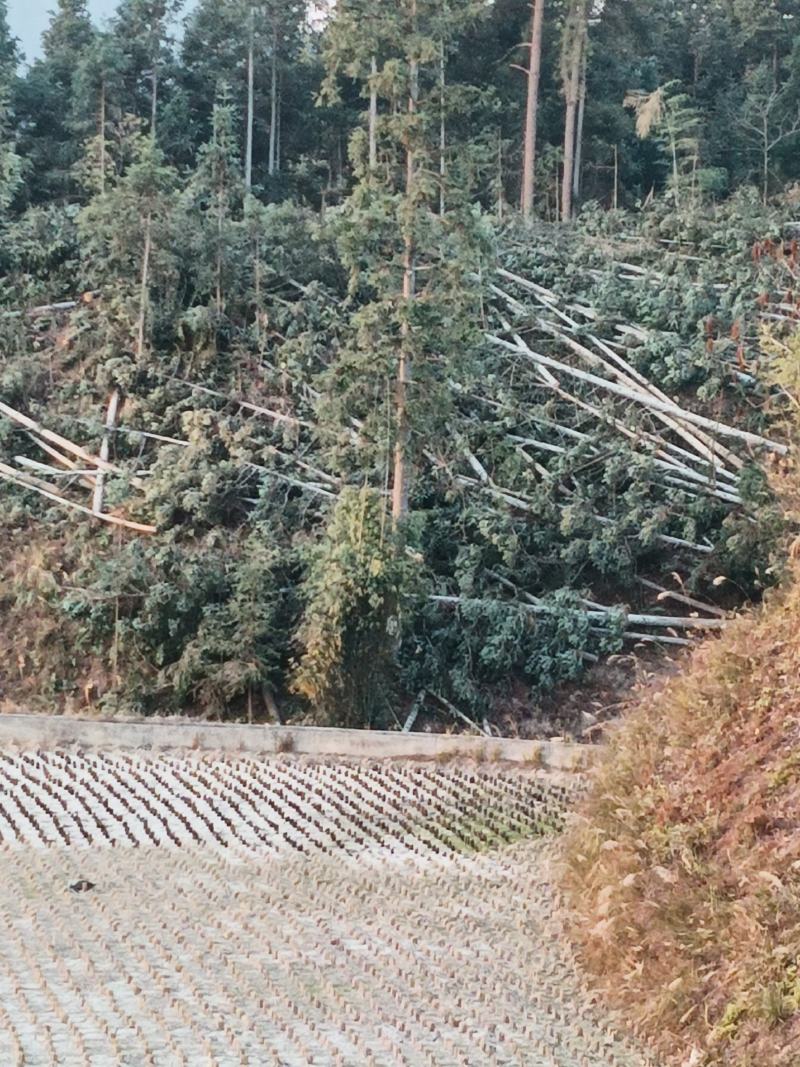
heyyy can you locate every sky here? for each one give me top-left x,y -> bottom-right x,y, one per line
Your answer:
8,0 -> 197,64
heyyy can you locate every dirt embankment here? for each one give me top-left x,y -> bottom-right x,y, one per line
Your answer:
564,574 -> 800,1066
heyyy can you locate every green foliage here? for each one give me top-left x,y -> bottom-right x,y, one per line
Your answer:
0,0 -> 796,734
292,487 -> 414,727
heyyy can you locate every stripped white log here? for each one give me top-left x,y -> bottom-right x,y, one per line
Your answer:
638,577 -> 728,618
456,472 -> 714,553
536,319 -> 743,472
0,461 -> 156,533
487,336 -> 788,454
168,377 -> 313,430
585,331 -> 744,472
465,449 -> 491,483
14,457 -> 96,493
490,280 -> 745,471
92,390 -> 122,517
548,384 -> 743,504
430,593 -> 726,630
246,462 -> 337,499
0,400 -> 127,475
494,268 -> 754,472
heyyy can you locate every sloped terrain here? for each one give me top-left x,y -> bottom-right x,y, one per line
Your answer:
0,751 -> 656,1066
564,575 -> 800,1066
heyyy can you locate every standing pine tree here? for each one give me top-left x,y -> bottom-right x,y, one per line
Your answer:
184,84 -> 244,329
78,133 -> 180,372
72,32 -> 129,195
0,0 -> 21,214
291,0 -> 492,727
112,0 -> 184,136
322,0 -> 489,523
14,0 -> 95,202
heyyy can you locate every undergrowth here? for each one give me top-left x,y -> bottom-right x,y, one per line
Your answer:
564,570 -> 800,1066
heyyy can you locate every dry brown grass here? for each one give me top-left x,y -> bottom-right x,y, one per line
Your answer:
563,573 -> 800,1066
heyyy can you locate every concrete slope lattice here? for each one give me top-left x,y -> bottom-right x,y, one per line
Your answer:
0,750 -> 657,1066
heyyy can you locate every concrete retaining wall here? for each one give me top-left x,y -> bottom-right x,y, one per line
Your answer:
0,714 -> 594,772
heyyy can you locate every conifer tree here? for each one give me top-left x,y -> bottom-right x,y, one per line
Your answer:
13,0 -> 95,202
323,0 -> 488,524
112,0 -> 183,135
78,133 -> 179,368
0,0 -> 21,214
520,0 -> 545,217
185,85 -> 244,324
72,33 -> 128,195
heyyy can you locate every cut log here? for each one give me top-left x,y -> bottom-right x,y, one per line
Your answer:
638,577 -> 728,618
169,377 -> 313,430
0,461 -> 156,533
430,593 -> 726,630
92,390 -> 122,516
0,400 -> 128,476
486,336 -> 788,455
14,456 -> 96,492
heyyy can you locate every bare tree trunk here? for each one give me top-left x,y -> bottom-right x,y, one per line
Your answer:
137,214 -> 152,362
150,20 -> 159,136
613,143 -> 619,209
276,78 -> 282,171
151,65 -> 158,134
216,183 -> 224,315
254,234 -> 262,343
99,79 -> 106,194
520,0 -> 545,217
439,41 -> 446,215
268,26 -> 278,176
572,47 -> 587,206
392,0 -> 418,525
562,98 -> 577,220
92,390 -> 122,516
763,118 -> 769,205
245,6 -> 255,190
369,55 -> 378,170
561,0 -> 587,221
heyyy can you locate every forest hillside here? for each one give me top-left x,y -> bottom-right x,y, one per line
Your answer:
0,0 -> 799,732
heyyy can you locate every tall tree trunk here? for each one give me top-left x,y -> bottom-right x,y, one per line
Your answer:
137,214 -> 152,362
439,41 -> 446,215
254,234 -> 262,342
276,79 -> 282,171
572,47 -> 587,206
150,20 -> 159,136
561,3 -> 586,222
151,64 -> 158,133
216,184 -> 224,316
520,0 -> 545,217
763,117 -> 769,205
392,0 -> 418,525
369,55 -> 378,170
268,26 -> 278,176
99,79 -> 106,194
245,6 -> 255,190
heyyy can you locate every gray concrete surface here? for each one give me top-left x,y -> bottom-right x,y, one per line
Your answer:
0,712 -> 594,770
0,750 -> 655,1066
